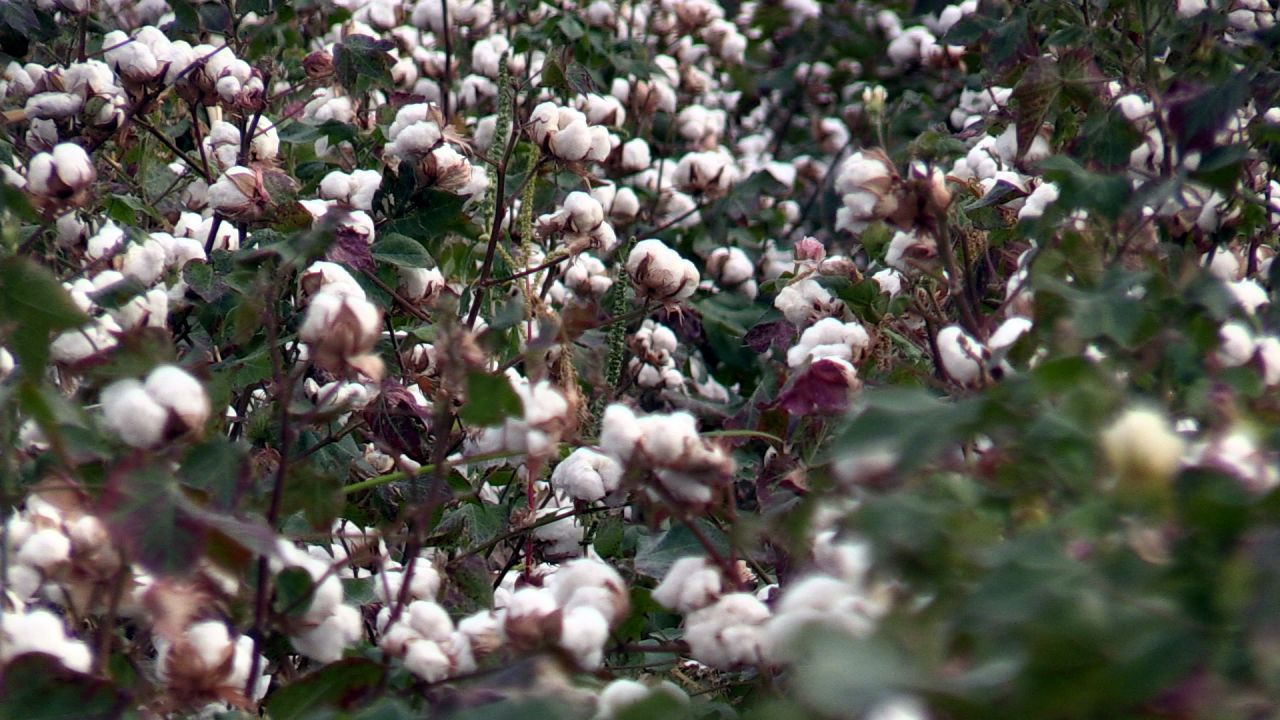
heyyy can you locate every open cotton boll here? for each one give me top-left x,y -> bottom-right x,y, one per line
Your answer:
548,558 -> 630,625
1102,407 -> 1186,490
292,605 -> 362,662
774,278 -> 840,328
1217,322 -> 1257,367
595,679 -> 690,720
16,527 -> 72,569
560,605 -> 610,669
626,239 -> 700,302
552,448 -> 623,501
936,325 -> 986,385
787,317 -> 871,368
144,365 -> 211,435
101,379 -> 168,448
683,593 -> 771,669
404,639 -> 452,682
652,556 -> 724,613
0,608 -> 93,672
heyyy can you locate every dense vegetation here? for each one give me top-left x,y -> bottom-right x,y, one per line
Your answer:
2,0 -> 1280,718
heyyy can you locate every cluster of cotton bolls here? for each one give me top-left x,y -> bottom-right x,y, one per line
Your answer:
599,404 -> 734,504
646,522 -> 891,670
628,319 -> 685,390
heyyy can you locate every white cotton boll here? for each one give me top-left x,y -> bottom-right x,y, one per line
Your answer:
292,604 -> 362,663
408,600 -> 455,642
1218,322 -> 1256,367
550,117 -> 594,162
873,268 -> 904,297
112,287 -> 169,330
600,404 -> 643,462
586,126 -> 613,163
988,316 -> 1032,353
549,558 -> 629,625
145,365 -> 211,435
552,448 -> 623,501
1115,94 -> 1153,122
24,92 -> 84,121
626,239 -> 700,301
529,102 -> 560,145
937,325 -> 986,384
1258,337 -> 1280,386
774,278 -> 837,328
0,347 -> 13,382
185,620 -> 234,671
404,640 -> 452,682
866,695 -> 930,720
684,593 -> 771,669
1018,182 -> 1060,221
786,317 -> 871,368
300,261 -> 364,299
17,528 -> 71,569
652,556 -> 723,613
121,238 -> 168,286
374,563 -> 442,605
620,138 -> 651,172
1223,278 -> 1264,313
637,411 -> 699,465
560,605 -> 609,669
101,379 -> 168,448
50,318 -> 120,363
5,564 -> 42,602
564,191 -> 605,232
389,123 -> 442,159
532,506 -> 584,556
1204,250 -> 1241,281
399,266 -> 446,303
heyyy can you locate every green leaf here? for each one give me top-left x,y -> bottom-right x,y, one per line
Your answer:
634,521 -> 730,580
382,190 -> 479,242
1011,56 -> 1060,160
266,659 -> 384,720
460,371 -> 523,426
333,34 -> 395,95
0,256 -> 91,372
0,654 -> 129,720
276,566 -> 316,618
370,233 -> 435,268
1038,155 -> 1131,221
99,462 -> 206,577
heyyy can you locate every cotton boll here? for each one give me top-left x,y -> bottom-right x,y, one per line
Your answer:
787,317 -> 871,368
404,639 -> 451,682
600,404 -> 643,462
1102,407 -> 1186,490
550,116 -> 594,161
626,239 -> 700,301
120,238 -> 168,286
620,138 -> 651,172
596,679 -> 689,719
1217,322 -> 1257,367
683,593 -> 771,669
652,556 -> 723,613
298,289 -> 382,374
144,365 -> 211,436
774,278 -> 839,328
408,600 -> 455,643
560,605 -> 610,669
291,604 -> 362,663
17,527 -> 72,569
549,558 -> 629,625
936,325 -> 986,385
101,378 -> 168,448
552,448 -> 623,501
